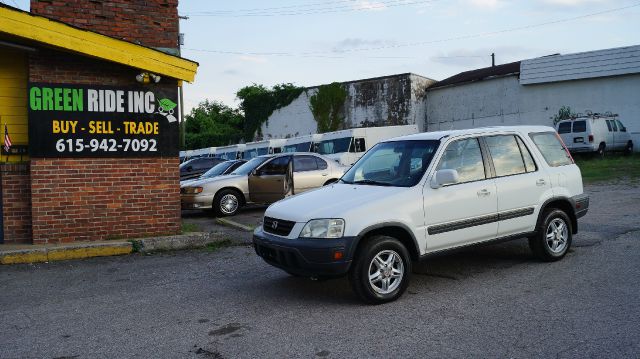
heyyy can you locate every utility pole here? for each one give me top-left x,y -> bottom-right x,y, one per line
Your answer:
491,53 -> 495,67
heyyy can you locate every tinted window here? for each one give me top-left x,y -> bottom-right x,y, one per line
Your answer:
354,138 -> 366,152
316,137 -> 352,155
485,135 -> 527,177
192,158 -> 214,170
529,132 -> 573,167
557,122 -> 571,134
201,161 -> 234,178
616,120 -> 626,132
260,156 -> 290,175
606,120 -> 613,132
283,142 -> 312,153
227,161 -> 245,173
516,137 -> 537,172
316,157 -> 328,170
293,155 -> 318,172
611,120 -> 618,132
231,157 -> 271,175
436,138 -> 485,183
572,121 -> 586,133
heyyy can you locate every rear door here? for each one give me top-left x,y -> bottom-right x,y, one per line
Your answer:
292,155 -> 325,193
248,155 -> 292,203
484,134 -> 551,236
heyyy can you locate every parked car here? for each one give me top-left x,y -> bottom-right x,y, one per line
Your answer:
181,153 -> 348,216
180,160 -> 246,187
556,115 -> 633,155
253,126 -> 589,304
179,157 -> 227,181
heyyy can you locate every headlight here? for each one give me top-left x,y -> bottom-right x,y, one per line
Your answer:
300,219 -> 344,238
182,186 -> 203,194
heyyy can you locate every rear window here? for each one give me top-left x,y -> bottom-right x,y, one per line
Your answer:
557,122 -> 571,134
572,121 -> 586,133
529,132 -> 573,167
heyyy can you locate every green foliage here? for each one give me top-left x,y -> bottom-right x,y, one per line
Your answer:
575,153 -> 640,184
552,106 -> 575,125
309,82 -> 347,133
183,100 -> 244,150
236,83 -> 304,141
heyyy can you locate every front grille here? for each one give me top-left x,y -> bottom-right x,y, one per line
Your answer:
263,216 -> 295,236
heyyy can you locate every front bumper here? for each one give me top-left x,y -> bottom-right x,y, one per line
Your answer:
253,227 -> 356,277
180,194 -> 213,210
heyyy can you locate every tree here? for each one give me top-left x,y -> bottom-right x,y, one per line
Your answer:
182,100 -> 244,150
552,106 -> 575,125
309,82 -> 347,133
236,83 -> 304,141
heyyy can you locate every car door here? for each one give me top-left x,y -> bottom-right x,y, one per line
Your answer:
484,134 -> 551,236
248,155 -> 292,203
424,137 -> 498,251
615,119 -> 630,149
292,155 -> 324,193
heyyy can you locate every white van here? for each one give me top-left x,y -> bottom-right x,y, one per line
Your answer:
314,125 -> 419,166
243,139 -> 287,159
282,134 -> 322,153
556,115 -> 633,155
216,144 -> 246,160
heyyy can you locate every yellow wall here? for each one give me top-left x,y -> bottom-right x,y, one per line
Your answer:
0,48 -> 28,162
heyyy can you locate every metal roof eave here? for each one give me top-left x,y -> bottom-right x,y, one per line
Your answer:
0,5 -> 198,83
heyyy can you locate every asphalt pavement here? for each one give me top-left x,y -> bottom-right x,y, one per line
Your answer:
1,183 -> 639,358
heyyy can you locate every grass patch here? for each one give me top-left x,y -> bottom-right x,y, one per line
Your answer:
574,153 -> 640,183
181,222 -> 200,234
205,239 -> 233,252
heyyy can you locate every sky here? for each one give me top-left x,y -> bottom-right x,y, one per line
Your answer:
6,0 -> 640,114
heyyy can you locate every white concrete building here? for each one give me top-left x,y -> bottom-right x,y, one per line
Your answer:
426,45 -> 640,149
260,73 -> 435,139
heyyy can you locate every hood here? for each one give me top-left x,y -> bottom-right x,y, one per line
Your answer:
265,183 -> 405,222
182,174 -> 246,189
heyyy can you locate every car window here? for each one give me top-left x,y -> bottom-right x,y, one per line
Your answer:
606,120 -> 613,132
316,137 -> 352,155
516,136 -> 537,172
260,156 -> 290,175
201,161 -> 233,178
315,157 -> 328,170
293,155 -> 318,172
615,120 -> 625,132
572,120 -> 586,133
611,120 -> 618,132
529,132 -> 573,167
354,138 -> 366,152
231,157 -> 271,175
485,135 -> 528,177
192,159 -> 212,170
436,138 -> 486,183
557,122 -> 571,134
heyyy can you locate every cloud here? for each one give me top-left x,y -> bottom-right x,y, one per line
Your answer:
237,55 -> 268,64
468,0 -> 501,8
352,0 -> 388,11
539,0 -> 606,5
332,38 -> 398,52
222,69 -> 240,76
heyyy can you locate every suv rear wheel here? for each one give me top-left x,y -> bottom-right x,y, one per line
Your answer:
529,209 -> 572,262
349,235 -> 411,304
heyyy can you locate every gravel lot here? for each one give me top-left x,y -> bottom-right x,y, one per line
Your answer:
1,183 -> 639,358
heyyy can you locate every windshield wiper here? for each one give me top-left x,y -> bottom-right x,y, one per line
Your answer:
340,178 -> 353,184
352,179 -> 393,186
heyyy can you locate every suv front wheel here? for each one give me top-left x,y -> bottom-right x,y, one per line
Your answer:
349,235 -> 412,304
529,209 -> 572,261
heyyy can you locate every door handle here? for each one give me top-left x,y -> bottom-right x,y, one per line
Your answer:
322,173 -> 328,176
536,179 -> 546,186
477,189 -> 490,197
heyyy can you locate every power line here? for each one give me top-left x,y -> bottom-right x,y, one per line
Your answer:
185,0 -> 438,17
182,3 -> 640,57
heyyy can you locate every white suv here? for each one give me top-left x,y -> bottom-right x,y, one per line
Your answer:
556,116 -> 633,155
253,126 -> 589,304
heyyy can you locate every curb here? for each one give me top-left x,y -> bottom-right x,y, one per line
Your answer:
129,232 -> 232,253
214,218 -> 255,232
0,242 -> 132,265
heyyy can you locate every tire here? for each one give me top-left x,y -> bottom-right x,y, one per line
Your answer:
597,143 -> 606,157
348,235 -> 412,304
213,189 -> 242,217
528,209 -> 572,262
624,141 -> 633,156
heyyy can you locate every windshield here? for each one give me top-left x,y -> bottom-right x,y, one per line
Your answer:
231,156 -> 271,175
316,137 -> 352,155
341,140 -> 440,187
200,161 -> 234,179
179,158 -> 195,170
283,142 -> 311,153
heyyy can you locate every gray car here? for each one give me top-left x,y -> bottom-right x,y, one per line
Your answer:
181,153 -> 348,216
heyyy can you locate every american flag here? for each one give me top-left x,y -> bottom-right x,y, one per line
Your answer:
4,124 -> 12,153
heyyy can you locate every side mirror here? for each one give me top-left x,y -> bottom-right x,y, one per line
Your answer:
251,169 -> 259,176
430,169 -> 459,189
